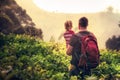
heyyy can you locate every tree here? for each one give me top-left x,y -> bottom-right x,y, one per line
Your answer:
106,35 -> 120,51
0,0 -> 43,39
118,21 -> 120,27
107,6 -> 114,13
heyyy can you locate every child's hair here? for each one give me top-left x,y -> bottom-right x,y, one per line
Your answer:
64,20 -> 73,31
68,20 -> 72,28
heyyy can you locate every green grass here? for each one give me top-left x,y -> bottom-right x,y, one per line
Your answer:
0,33 -> 120,80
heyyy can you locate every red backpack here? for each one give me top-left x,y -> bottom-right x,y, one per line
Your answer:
77,33 -> 100,68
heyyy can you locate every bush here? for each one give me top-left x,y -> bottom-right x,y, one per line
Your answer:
0,33 -> 119,80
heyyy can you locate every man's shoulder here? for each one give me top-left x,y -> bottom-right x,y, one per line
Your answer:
75,31 -> 89,37
78,31 -> 95,36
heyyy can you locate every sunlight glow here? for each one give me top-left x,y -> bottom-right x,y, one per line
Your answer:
33,0 -> 120,13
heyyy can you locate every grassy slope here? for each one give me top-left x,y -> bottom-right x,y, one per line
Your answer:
0,33 -> 120,79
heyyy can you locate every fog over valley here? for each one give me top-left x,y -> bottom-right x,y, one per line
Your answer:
16,0 -> 120,49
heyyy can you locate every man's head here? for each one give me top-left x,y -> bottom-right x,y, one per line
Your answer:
79,17 -> 88,28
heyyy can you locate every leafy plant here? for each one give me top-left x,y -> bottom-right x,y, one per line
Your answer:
0,33 -> 120,80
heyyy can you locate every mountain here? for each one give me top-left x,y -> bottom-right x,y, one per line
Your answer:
0,0 -> 43,39
16,0 -> 120,49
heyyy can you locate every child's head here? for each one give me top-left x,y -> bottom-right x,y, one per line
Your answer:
64,20 -> 73,31
68,20 -> 72,29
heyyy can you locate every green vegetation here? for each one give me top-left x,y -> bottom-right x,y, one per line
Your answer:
0,0 -> 43,39
0,33 -> 120,80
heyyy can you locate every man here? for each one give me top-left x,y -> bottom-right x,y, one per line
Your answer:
66,17 -> 98,79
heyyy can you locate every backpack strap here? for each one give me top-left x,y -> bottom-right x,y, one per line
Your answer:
74,32 -> 88,67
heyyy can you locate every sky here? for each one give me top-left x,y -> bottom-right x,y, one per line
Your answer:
33,0 -> 120,13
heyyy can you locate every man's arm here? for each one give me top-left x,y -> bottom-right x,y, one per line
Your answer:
66,44 -> 73,56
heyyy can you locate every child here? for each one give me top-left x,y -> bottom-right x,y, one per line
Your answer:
64,20 -> 75,76
64,20 -> 75,48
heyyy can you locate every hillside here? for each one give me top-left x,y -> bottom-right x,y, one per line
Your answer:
16,0 -> 120,49
0,0 -> 43,39
0,33 -> 120,80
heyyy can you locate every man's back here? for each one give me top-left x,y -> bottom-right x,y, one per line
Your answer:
69,31 -> 92,66
76,31 -> 100,68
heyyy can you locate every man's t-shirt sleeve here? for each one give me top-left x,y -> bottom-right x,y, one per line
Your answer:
69,35 -> 78,47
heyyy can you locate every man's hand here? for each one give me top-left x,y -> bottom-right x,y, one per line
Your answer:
66,44 -> 73,56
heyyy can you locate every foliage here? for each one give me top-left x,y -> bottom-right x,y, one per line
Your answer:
0,0 -> 43,39
92,50 -> 120,79
0,33 -> 120,80
0,33 -> 70,80
0,14 -> 14,34
106,35 -> 120,51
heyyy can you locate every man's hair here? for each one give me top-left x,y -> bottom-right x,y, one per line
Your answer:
79,17 -> 88,28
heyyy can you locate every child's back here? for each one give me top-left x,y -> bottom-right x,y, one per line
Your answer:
64,20 -> 75,47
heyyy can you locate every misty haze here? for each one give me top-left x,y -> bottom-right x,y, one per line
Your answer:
16,0 -> 120,49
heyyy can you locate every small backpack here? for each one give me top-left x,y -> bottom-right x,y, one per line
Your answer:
77,33 -> 100,68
